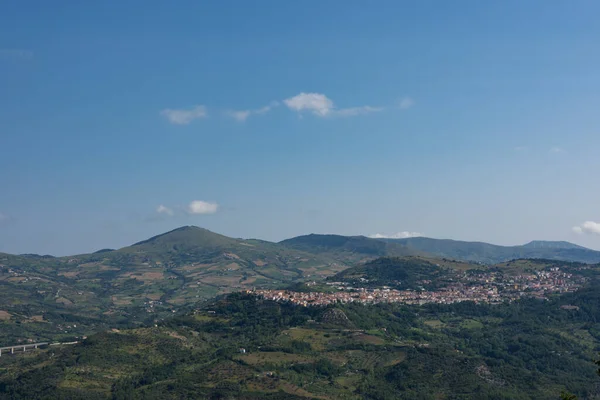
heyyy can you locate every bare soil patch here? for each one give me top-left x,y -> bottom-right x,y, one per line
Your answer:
127,271 -> 165,284
200,275 -> 243,287
241,277 -> 257,285
236,351 -> 313,365
111,296 -> 133,306
356,333 -> 386,345
56,297 -> 74,306
180,263 -> 212,271
59,271 -> 80,278
225,262 -> 240,270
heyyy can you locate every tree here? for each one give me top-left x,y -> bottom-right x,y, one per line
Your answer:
560,354 -> 600,400
560,392 -> 577,400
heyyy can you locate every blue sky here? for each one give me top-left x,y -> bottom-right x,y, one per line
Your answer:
1,1 -> 600,255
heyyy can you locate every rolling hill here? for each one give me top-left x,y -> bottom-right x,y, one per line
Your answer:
381,237 -> 600,264
331,256 -> 447,288
0,227 -> 347,344
2,226 -> 600,345
278,234 -> 423,262
280,234 -> 600,264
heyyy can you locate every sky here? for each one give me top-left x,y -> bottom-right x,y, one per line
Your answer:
1,0 -> 600,255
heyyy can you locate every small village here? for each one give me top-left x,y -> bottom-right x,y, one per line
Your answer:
251,267 -> 586,307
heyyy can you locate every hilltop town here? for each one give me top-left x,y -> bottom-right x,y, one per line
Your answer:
251,267 -> 586,307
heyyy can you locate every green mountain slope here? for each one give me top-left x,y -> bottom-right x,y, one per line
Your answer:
278,234 -> 423,262
521,240 -> 587,250
3,291 -> 600,399
327,256 -> 600,289
280,234 -> 600,264
2,227 -> 599,346
331,256 -> 463,289
0,227 -> 347,344
374,237 -> 600,264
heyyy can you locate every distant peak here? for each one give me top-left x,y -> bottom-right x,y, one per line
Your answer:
128,225 -> 233,249
172,225 -> 202,231
164,225 -> 213,234
19,253 -> 56,259
522,240 -> 586,250
93,248 -> 115,254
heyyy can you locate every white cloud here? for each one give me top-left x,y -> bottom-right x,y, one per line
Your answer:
156,205 -> 174,216
369,231 -> 423,239
226,101 -> 279,122
255,101 -> 279,114
227,110 -> 252,122
335,106 -> 384,117
187,200 -> 219,215
284,93 -> 334,116
514,146 -> 528,152
160,105 -> 207,125
572,221 -> 600,235
284,92 -> 386,118
398,97 -> 415,110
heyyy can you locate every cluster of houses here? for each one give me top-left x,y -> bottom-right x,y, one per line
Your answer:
250,267 -> 586,307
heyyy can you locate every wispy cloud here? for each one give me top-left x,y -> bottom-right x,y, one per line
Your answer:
369,231 -> 423,239
398,97 -> 415,110
156,205 -> 174,216
149,201 -> 218,220
283,92 -> 385,118
226,101 -> 279,122
0,212 -> 9,222
335,106 -> 384,117
549,146 -> 564,154
255,102 -> 279,115
162,93 -> 412,122
514,146 -> 528,152
573,221 -> 600,235
226,110 -> 251,122
0,49 -> 33,60
187,200 -> 219,215
161,105 -> 207,125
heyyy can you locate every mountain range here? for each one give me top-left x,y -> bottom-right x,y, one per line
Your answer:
7,227 -> 598,265
2,226 -> 600,344
280,233 -> 600,264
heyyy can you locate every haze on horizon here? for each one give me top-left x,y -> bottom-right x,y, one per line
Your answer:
1,1 -> 599,255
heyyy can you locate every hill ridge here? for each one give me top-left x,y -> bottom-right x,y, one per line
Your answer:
280,233 -> 600,264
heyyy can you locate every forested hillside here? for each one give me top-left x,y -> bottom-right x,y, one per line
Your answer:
2,288 -> 600,399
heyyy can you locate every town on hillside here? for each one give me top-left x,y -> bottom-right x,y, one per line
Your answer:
251,267 -> 586,307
